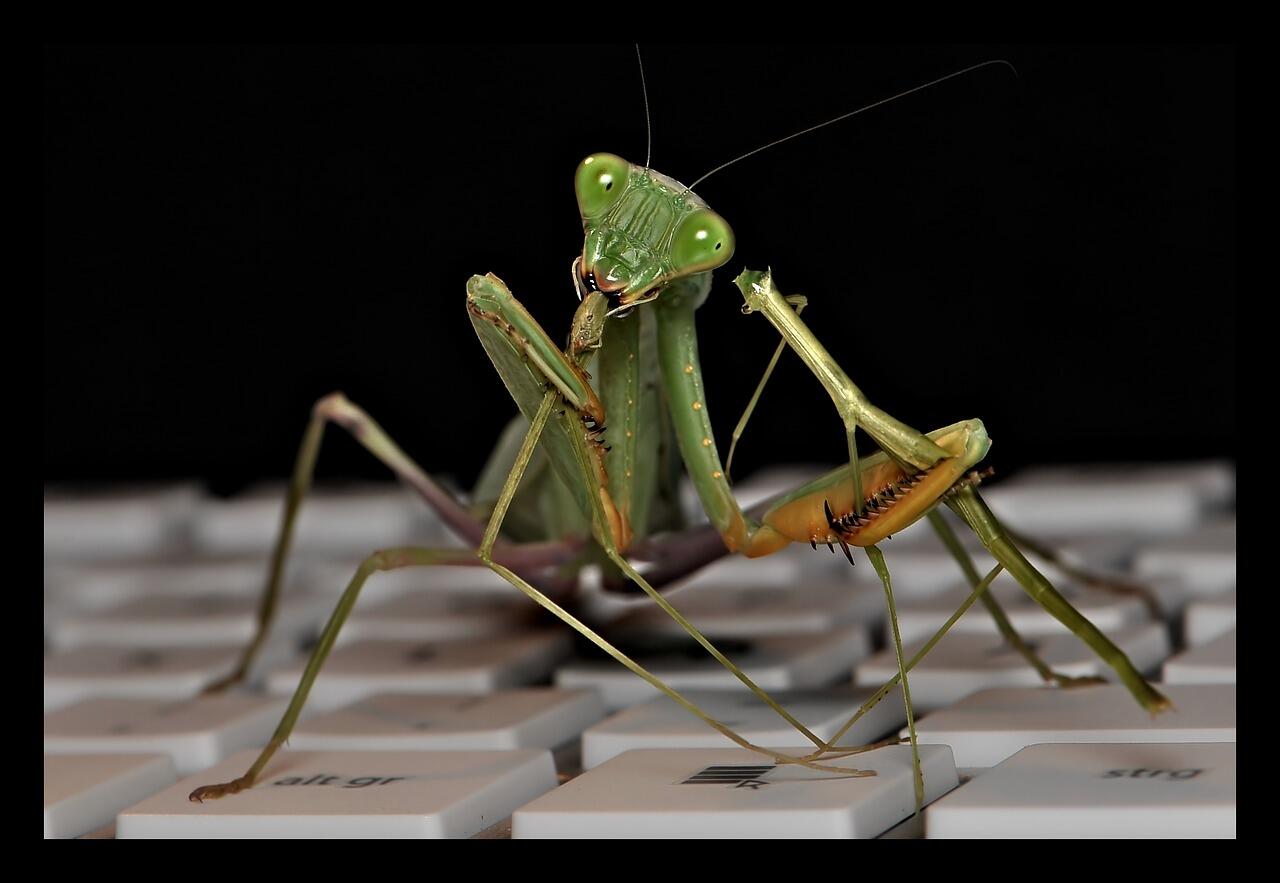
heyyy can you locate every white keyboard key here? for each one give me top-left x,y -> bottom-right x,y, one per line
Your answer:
43,484 -> 200,560
48,557 -> 310,612
891,573 -> 1150,645
1163,630 -> 1236,684
1134,518 -> 1236,593
192,482 -> 433,556
581,686 -> 905,769
267,633 -> 572,711
1183,589 -> 1237,646
912,684 -> 1235,768
855,623 -> 1170,712
290,689 -> 604,751
667,544 -> 847,593
45,753 -> 177,838
338,592 -> 538,644
926,742 -> 1235,838
1020,533 -> 1141,572
555,627 -> 871,711
49,592 -> 327,650
45,646 -> 248,712
865,539 -> 997,601
512,745 -> 958,839
45,695 -> 289,774
982,462 -> 1232,536
614,580 -> 883,639
118,749 -> 556,838
305,557 -> 516,604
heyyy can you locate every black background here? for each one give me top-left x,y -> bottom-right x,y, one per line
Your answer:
43,45 -> 1235,494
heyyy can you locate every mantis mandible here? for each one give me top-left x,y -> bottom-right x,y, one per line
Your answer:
189,56 -> 1172,805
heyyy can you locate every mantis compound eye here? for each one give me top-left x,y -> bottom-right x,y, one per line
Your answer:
669,209 -> 735,275
575,153 -> 631,220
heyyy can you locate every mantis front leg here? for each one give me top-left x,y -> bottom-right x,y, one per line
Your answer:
736,268 -> 1171,715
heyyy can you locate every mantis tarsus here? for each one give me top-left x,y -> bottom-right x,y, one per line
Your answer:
188,58 -> 1172,805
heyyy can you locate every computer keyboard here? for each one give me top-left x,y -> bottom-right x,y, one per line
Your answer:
43,463 -> 1236,838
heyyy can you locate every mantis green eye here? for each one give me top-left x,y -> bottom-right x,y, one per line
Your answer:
669,210 -> 735,274
575,153 -> 631,220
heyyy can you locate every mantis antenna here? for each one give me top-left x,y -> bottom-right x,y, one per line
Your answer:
635,43 -> 652,171
686,59 -> 1019,192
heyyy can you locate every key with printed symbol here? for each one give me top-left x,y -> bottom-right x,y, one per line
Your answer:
43,483 -> 201,561
910,684 -> 1235,769
49,592 -> 329,650
337,591 -> 541,644
44,645 -> 281,712
855,623 -> 1170,712
1184,590 -> 1236,645
289,689 -> 605,751
555,627 -> 871,711
45,753 -> 177,839
191,482 -> 434,557
981,462 -> 1233,536
890,572 -> 1151,645
45,695 -> 290,774
266,633 -> 573,711
613,581 -> 883,639
925,742 -> 1235,838
1133,517 -> 1236,594
1163,629 -> 1235,684
117,749 -> 557,838
512,745 -> 958,839
580,686 -> 905,769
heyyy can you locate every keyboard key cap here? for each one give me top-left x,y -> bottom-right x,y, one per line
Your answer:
1134,518 -> 1236,594
580,686 -> 906,769
926,742 -> 1235,838
338,592 -> 540,644
289,689 -> 605,751
117,749 -> 557,838
191,482 -> 433,556
982,462 -> 1233,536
45,753 -> 177,839
555,627 -> 872,711
43,484 -> 200,560
912,684 -> 1235,768
49,592 -> 327,650
613,581 -> 883,639
1184,590 -> 1237,646
267,633 -> 572,711
891,573 -> 1151,645
855,623 -> 1170,712
44,646 -> 260,712
1163,630 -> 1236,684
45,695 -> 289,774
512,745 -> 958,839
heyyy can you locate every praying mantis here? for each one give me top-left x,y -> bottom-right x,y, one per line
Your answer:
187,52 -> 1173,805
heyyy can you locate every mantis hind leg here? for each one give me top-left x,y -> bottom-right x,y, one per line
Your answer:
201,392 -> 579,694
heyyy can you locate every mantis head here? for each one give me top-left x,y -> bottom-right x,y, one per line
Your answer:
575,153 -> 735,310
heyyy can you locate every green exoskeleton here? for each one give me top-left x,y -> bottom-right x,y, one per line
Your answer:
190,83 -> 1171,806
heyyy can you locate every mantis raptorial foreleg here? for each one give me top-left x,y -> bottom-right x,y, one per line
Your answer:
202,391 -> 582,694
468,275 -> 863,757
736,268 -> 1171,715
